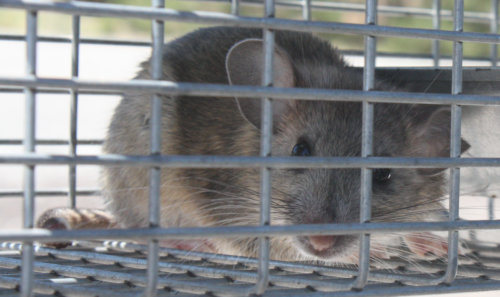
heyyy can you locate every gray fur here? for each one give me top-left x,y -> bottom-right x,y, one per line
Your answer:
101,27 -> 469,262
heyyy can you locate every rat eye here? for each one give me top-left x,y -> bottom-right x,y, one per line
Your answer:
373,168 -> 391,183
291,141 -> 311,156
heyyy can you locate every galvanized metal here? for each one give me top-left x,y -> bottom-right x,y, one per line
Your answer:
254,2 -> 275,293
20,9 -> 37,297
442,0 -> 465,285
6,66 -> 500,95
0,139 -> 102,145
68,15 -> 80,209
302,0 -> 311,21
491,0 -> 499,65
0,189 -> 99,198
1,241 -> 500,296
2,0 -> 500,44
1,0 -> 500,295
432,0 -> 441,67
4,76 -> 500,106
145,0 -> 165,295
2,220 -> 500,242
490,197 -> 496,220
3,155 -> 500,170
3,33 -> 500,64
354,0 -> 377,290
195,0 -> 498,24
231,0 -> 240,15
0,33 -> 151,46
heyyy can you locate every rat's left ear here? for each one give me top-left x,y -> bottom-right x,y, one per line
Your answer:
407,106 -> 470,175
225,38 -> 295,130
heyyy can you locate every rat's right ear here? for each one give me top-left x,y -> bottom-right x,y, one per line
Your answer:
407,106 -> 471,175
225,38 -> 295,130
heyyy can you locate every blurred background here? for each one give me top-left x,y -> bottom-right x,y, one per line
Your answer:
1,0 -> 499,58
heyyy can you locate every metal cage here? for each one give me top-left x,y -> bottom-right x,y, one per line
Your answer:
1,0 -> 500,296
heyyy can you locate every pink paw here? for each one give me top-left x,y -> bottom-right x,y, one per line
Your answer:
159,239 -> 216,253
403,232 -> 449,258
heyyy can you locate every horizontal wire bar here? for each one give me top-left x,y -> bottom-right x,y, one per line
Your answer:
2,0 -> 500,43
0,243 -> 354,290
1,77 -> 500,106
0,88 -> 114,95
89,240 -> 482,285
283,280 -> 500,297
0,189 -> 99,197
1,270 -> 500,297
0,275 -> 139,297
1,154 -> 500,168
2,238 -> 500,291
1,220 -> 500,242
5,67 -> 500,97
0,139 -> 103,145
1,34 -> 497,63
197,0 -> 497,24
1,267 -> 500,297
0,34 -> 151,47
0,241 -> 489,288
0,256 -> 255,295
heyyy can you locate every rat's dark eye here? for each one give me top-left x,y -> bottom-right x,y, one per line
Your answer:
291,141 -> 311,156
373,168 -> 391,183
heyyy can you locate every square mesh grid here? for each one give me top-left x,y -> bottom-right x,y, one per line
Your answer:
0,240 -> 500,296
1,0 -> 500,296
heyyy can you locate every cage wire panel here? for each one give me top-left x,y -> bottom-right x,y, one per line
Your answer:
1,0 -> 500,296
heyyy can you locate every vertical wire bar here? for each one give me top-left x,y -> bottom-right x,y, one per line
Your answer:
146,0 -> 165,296
353,0 -> 377,290
488,0 -> 498,232
254,0 -> 274,294
432,0 -> 441,67
491,0 -> 499,66
231,0 -> 240,15
69,15 -> 80,208
302,0 -> 312,21
21,9 -> 37,297
489,196 -> 495,220
443,0 -> 464,285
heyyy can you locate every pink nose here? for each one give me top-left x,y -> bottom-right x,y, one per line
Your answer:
308,235 -> 336,252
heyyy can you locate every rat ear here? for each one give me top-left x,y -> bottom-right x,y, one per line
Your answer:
408,106 -> 470,175
225,38 -> 295,130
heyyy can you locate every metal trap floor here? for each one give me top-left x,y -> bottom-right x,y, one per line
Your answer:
1,240 -> 500,296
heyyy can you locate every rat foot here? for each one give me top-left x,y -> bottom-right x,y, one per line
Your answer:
158,239 -> 216,253
36,208 -> 116,248
403,232 -> 450,258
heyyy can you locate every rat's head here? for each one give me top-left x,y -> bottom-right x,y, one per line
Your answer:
225,37 -> 470,262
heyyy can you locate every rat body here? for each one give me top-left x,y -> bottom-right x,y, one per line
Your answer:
40,27 -> 469,263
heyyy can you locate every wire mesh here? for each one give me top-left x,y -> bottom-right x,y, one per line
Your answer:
0,0 -> 500,296
1,240 -> 500,296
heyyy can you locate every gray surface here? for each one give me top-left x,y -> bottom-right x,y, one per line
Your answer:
0,240 -> 499,296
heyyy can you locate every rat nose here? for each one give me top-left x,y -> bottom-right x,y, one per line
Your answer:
308,235 -> 337,252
